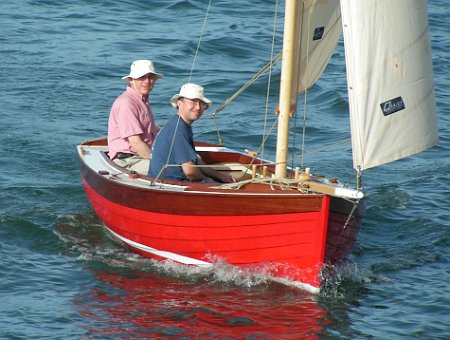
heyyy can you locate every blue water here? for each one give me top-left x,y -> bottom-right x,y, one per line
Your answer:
1,1 -> 449,338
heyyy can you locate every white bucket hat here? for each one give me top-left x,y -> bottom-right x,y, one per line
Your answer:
170,83 -> 212,109
122,59 -> 163,80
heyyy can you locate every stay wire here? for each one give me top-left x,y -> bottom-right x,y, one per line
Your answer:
261,0 -> 280,161
300,3 -> 312,170
154,0 -> 214,181
188,0 -> 212,82
186,0 -> 224,145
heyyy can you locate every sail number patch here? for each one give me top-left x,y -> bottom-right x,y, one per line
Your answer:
380,97 -> 405,116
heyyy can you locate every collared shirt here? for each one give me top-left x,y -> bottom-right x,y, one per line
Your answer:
149,115 -> 198,181
107,86 -> 158,160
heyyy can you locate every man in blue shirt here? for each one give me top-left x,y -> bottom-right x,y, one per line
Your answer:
149,83 -> 235,183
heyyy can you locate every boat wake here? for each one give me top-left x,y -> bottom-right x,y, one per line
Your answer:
55,214 -> 367,294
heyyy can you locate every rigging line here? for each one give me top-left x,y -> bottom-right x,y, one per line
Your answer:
240,118 -> 279,177
241,124 -> 350,175
212,52 -> 282,114
238,111 -> 350,172
261,0 -> 280,162
288,137 -> 351,165
211,111 -> 223,145
300,2 -> 312,169
150,116 -> 183,185
150,0 -> 215,181
208,51 -> 281,145
187,0 -> 222,145
188,0 -> 213,83
249,136 -> 351,169
289,2 -> 302,171
342,200 -> 359,229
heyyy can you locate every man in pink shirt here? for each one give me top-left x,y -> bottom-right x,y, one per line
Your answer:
108,59 -> 163,174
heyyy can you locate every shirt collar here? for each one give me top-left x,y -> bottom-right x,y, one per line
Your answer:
126,86 -> 148,103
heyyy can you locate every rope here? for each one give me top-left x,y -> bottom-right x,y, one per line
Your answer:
151,116 -> 184,184
343,200 -> 360,229
151,1 -> 214,183
211,52 -> 282,115
188,0 -> 213,82
209,51 -> 281,145
214,176 -> 306,191
243,135 -> 351,173
299,2 -> 312,169
261,0 -> 280,161
293,137 -> 351,164
208,1 -> 281,146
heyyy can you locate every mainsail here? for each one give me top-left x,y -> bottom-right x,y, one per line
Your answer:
340,0 -> 439,170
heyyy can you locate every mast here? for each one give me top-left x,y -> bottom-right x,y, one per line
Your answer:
275,0 -> 298,178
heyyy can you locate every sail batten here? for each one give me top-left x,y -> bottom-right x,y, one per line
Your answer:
340,0 -> 438,170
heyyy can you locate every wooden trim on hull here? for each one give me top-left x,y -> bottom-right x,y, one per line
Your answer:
79,153 -> 324,216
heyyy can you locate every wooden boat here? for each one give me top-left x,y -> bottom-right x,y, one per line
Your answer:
77,0 -> 438,293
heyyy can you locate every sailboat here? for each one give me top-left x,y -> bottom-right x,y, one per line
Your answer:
77,0 -> 438,293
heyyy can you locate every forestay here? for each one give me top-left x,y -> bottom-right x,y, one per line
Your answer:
340,0 -> 439,170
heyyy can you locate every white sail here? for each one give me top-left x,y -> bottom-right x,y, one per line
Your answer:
340,0 -> 439,170
276,0 -> 342,177
294,0 -> 342,95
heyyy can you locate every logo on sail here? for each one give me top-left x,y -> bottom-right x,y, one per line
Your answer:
313,27 -> 324,41
380,97 -> 405,116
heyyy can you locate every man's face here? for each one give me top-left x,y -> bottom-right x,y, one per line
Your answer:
131,73 -> 158,96
178,98 -> 206,125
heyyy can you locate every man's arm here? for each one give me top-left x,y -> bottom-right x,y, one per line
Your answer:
182,160 -> 235,183
200,166 -> 236,183
181,160 -> 206,181
128,135 -> 151,159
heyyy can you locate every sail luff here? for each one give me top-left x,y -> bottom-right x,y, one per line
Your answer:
275,0 -> 298,178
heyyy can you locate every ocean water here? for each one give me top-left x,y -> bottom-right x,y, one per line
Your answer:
1,1 -> 449,339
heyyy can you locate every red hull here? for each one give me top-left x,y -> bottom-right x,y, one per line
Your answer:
83,179 -> 331,288
78,140 -> 362,292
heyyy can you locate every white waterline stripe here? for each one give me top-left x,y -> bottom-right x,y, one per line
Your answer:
105,226 -> 212,267
270,276 -> 320,294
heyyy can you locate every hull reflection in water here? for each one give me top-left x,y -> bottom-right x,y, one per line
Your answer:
76,270 -> 328,338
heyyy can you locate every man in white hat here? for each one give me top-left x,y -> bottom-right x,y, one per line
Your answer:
107,59 -> 163,174
149,83 -> 235,183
